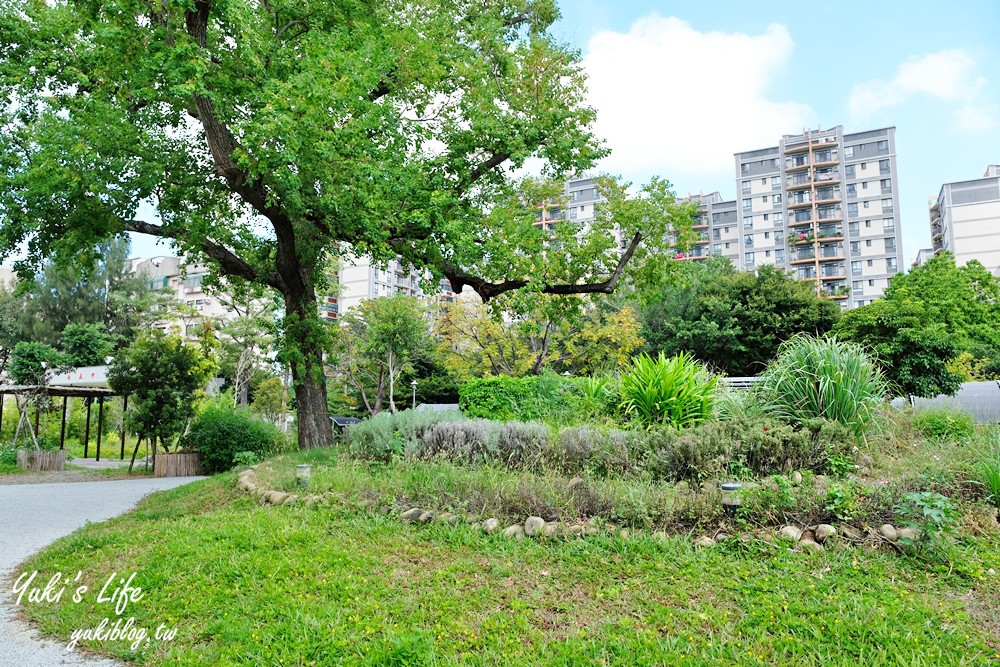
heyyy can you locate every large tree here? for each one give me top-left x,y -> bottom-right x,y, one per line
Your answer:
640,259 -> 841,376
0,1 -> 671,447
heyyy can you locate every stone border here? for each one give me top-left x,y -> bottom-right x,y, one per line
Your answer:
234,467 -> 942,551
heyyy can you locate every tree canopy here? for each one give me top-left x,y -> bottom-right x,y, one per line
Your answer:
0,0 -> 683,447
640,259 -> 841,376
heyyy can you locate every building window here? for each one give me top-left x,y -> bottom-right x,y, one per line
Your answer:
862,181 -> 868,189
853,280 -> 862,293
861,162 -> 867,170
848,203 -> 858,216
847,184 -> 856,197
764,231 -> 770,239
743,216 -> 753,229
763,213 -> 769,221
765,250 -> 771,257
763,195 -> 768,203
882,198 -> 893,210
877,140 -> 889,150
725,242 -> 731,249
724,226 -> 730,234
886,257 -> 898,272
867,259 -> 873,267
863,200 -> 870,209
744,234 -> 754,247
742,181 -> 751,193
852,261 -> 862,275
184,274 -> 205,291
743,198 -> 752,211
866,239 -> 872,247
774,231 -> 784,244
741,163 -> 750,174
865,220 -> 871,228
855,300 -> 865,308
745,252 -> 755,265
775,248 -> 784,262
761,178 -> 767,185
885,238 -> 896,252
713,244 -> 722,255
846,165 -> 856,178
881,179 -> 892,191
850,241 -> 860,253
773,212 -> 783,224
849,221 -> 859,234
883,218 -> 894,232
879,159 -> 890,173
845,146 -> 854,158
774,194 -> 782,204
869,279 -> 875,287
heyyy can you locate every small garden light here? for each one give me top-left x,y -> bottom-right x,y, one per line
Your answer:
296,464 -> 310,490
411,379 -> 418,409
721,482 -> 743,517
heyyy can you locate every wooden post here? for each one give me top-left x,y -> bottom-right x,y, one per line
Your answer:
120,395 -> 128,460
96,396 -> 104,462
33,404 -> 40,441
59,396 -> 68,450
0,392 -> 5,439
83,399 -> 92,458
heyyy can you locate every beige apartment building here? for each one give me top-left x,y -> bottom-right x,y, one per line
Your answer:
929,165 -> 1000,276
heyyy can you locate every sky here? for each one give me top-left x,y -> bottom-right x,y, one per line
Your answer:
549,0 -> 1000,266
120,1 -> 1000,268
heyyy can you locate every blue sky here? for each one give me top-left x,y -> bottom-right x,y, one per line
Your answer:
551,0 -> 1000,265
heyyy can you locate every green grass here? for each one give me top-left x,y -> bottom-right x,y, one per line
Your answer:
17,466 -> 1000,666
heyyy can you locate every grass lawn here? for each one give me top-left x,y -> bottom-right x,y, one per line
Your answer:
16,456 -> 1000,666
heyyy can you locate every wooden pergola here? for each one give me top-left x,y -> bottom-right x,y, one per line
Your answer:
0,385 -> 127,461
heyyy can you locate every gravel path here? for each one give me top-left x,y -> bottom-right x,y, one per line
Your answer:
0,477 -> 205,666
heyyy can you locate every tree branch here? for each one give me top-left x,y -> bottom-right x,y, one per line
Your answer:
124,219 -> 280,288
457,151 -> 512,196
442,231 -> 642,302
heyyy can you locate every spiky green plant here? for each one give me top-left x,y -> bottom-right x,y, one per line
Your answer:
757,335 -> 887,439
975,430 -> 1000,509
620,352 -> 717,429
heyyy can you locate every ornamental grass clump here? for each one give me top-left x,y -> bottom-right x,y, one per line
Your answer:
758,335 -> 887,439
620,352 -> 717,429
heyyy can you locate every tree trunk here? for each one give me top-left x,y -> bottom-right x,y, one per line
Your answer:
388,348 -> 397,413
283,273 -> 334,449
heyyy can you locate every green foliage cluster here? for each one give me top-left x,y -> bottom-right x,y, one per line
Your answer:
756,335 -> 887,438
619,352 -> 716,429
835,253 -> 1000,395
912,408 -> 975,441
181,405 -> 288,474
639,260 -> 841,376
8,341 -> 66,384
458,372 -> 578,423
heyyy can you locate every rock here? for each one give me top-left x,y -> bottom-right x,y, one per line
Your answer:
897,527 -> 919,542
418,511 -> 435,524
814,524 -> 837,543
714,531 -> 731,542
379,505 -> 392,515
878,524 -> 898,542
435,513 -> 460,527
760,532 -> 775,544
283,495 -> 300,506
815,475 -> 829,490
987,569 -> 997,578
779,526 -> 802,542
266,491 -> 291,505
482,518 -> 501,534
543,522 -> 562,538
357,498 -> 376,510
798,539 -> 824,554
524,516 -> 546,536
400,508 -> 423,522
582,524 -> 600,536
567,476 -> 585,491
791,471 -> 803,484
694,536 -> 716,548
618,529 -> 631,540
502,525 -> 525,540
565,525 -> 585,537
839,525 -> 863,541
799,529 -> 816,543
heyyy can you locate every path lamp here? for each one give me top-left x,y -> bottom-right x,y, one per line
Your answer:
411,380 -> 418,410
721,482 -> 743,517
296,464 -> 311,490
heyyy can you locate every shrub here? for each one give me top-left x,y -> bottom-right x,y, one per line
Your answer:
495,421 -> 551,468
181,406 -> 287,474
895,491 -> 959,551
757,335 -> 887,438
458,373 -> 576,423
346,409 -> 465,463
645,416 -> 855,483
0,444 -> 17,465
620,352 -> 717,429
417,420 -> 497,464
974,431 -> 1000,509
912,408 -> 975,441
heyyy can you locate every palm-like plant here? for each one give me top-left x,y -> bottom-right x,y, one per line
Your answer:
620,352 -> 717,429
757,335 -> 887,438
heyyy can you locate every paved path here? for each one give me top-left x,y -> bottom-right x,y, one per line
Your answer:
0,477 -> 205,666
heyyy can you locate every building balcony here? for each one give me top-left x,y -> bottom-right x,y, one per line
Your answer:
785,156 -> 811,171
813,169 -> 841,185
788,217 -> 814,228
788,197 -> 812,209
786,174 -> 812,190
812,150 -> 839,166
816,206 -> 843,222
784,142 -> 810,154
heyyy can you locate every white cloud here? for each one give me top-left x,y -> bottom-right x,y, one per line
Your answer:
849,49 -> 994,132
581,16 -> 814,183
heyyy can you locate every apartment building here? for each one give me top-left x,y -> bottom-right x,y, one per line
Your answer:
912,247 -> 935,270
131,256 -> 234,336
732,126 -> 904,308
332,254 -> 455,320
929,165 -> 1000,276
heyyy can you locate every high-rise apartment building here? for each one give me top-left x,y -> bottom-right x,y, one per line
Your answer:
732,126 -> 903,308
929,165 -> 1000,276
331,255 -> 454,319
